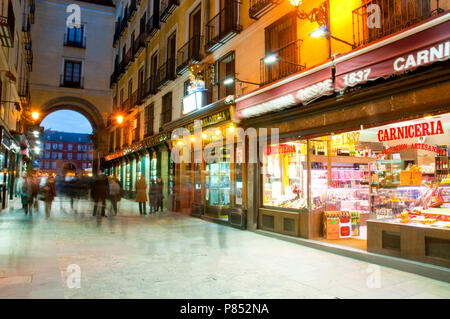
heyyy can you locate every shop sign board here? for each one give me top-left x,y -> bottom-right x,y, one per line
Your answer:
377,120 -> 444,142
184,109 -> 231,132
235,67 -> 333,119
335,17 -> 450,91
264,144 -> 296,156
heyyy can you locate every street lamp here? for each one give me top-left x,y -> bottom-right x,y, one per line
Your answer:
223,76 -> 261,87
116,115 -> 124,125
31,111 -> 40,120
309,26 -> 355,48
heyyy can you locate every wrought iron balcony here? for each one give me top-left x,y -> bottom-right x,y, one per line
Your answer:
249,0 -> 281,20
18,77 -> 31,107
128,0 -> 138,22
260,39 -> 305,85
113,19 -> 120,46
60,75 -> 84,89
64,33 -> 86,48
22,13 -> 31,43
123,47 -> 135,70
156,59 -> 176,89
205,1 -> 242,53
133,31 -> 147,58
142,75 -> 158,100
26,52 -> 33,72
119,10 -> 129,36
160,0 -> 180,23
146,15 -> 160,40
29,0 -> 35,24
176,35 -> 203,74
0,3 -> 15,47
353,0 -> 444,48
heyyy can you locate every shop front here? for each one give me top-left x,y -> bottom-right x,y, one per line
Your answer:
236,14 -> 450,267
164,99 -> 247,229
104,132 -> 171,202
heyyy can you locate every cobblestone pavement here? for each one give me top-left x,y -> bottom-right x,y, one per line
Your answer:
0,197 -> 449,299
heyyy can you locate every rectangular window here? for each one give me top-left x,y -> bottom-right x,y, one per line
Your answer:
78,145 -> 82,151
83,153 -> 87,160
77,153 -> 82,160
65,25 -> 85,48
216,51 -> 235,99
161,92 -> 172,126
68,153 -> 72,160
52,153 -> 57,159
45,152 -> 50,159
45,162 -> 50,169
58,153 -> 62,159
68,144 -> 73,151
144,103 -> 154,137
59,144 -> 63,150
46,143 -> 51,150
53,144 -> 58,150
52,162 -> 56,169
63,60 -> 82,88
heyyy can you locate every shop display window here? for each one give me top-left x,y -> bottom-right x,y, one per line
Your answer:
205,149 -> 231,206
262,141 -> 308,210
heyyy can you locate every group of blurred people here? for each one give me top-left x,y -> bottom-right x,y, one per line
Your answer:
20,173 -> 56,219
18,171 -> 165,219
135,176 -> 164,215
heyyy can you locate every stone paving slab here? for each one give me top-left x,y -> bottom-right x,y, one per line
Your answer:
0,197 -> 449,299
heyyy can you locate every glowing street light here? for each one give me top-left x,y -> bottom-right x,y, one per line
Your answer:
223,77 -> 235,86
31,111 -> 40,120
116,115 -> 124,124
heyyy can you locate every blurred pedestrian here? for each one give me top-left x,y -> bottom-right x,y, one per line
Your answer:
91,172 -> 109,218
30,173 -> 39,211
149,179 -> 156,214
108,177 -> 121,216
21,175 -> 32,215
43,176 -> 56,219
135,175 -> 148,215
155,176 -> 164,213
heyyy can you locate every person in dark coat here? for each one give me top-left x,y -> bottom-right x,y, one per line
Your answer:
155,177 -> 164,212
148,179 -> 156,214
91,172 -> 109,218
44,176 -> 57,219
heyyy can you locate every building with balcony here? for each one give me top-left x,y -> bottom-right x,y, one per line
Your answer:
105,0 -> 450,268
29,0 -> 115,172
0,0 -> 36,209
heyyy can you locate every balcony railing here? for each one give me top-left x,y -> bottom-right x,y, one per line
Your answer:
176,35 -> 203,74
119,10 -> 129,36
353,0 -> 444,48
160,0 -> 180,22
205,1 -> 242,53
123,47 -> 135,70
249,0 -> 281,20
22,13 -> 31,43
29,0 -> 35,24
146,15 -> 160,40
260,39 -> 305,85
64,34 -> 86,48
133,32 -> 147,58
113,19 -> 120,46
60,75 -> 84,89
18,77 -> 31,107
26,52 -> 33,72
142,75 -> 158,100
156,59 -> 176,89
0,2 -> 15,47
128,0 -> 138,22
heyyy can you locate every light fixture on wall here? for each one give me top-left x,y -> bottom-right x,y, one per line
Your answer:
309,26 -> 355,48
223,75 -> 261,87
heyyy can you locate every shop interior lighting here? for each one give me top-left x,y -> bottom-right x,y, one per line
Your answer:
228,125 -> 235,132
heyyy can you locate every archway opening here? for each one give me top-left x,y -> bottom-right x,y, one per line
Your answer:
38,110 -> 94,178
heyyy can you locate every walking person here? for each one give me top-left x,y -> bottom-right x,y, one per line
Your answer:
43,176 -> 56,219
108,177 -> 121,216
135,175 -> 148,215
91,172 -> 109,218
148,179 -> 156,214
155,176 -> 164,213
21,175 -> 32,215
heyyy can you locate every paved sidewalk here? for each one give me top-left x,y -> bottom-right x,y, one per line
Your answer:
0,197 -> 449,299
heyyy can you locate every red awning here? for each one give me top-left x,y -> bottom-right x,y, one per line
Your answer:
235,65 -> 333,119
335,13 -> 450,91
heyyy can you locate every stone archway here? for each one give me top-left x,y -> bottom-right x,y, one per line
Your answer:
37,96 -> 110,174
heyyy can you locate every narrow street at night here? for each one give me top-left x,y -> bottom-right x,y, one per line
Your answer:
0,199 -> 449,299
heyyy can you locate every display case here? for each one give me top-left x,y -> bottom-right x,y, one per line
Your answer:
370,185 -> 426,218
205,161 -> 230,206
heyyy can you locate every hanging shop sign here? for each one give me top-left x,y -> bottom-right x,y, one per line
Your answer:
235,66 -> 333,119
377,120 -> 444,142
335,15 -> 450,91
183,90 -> 207,114
184,109 -> 231,132
0,127 -> 11,150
